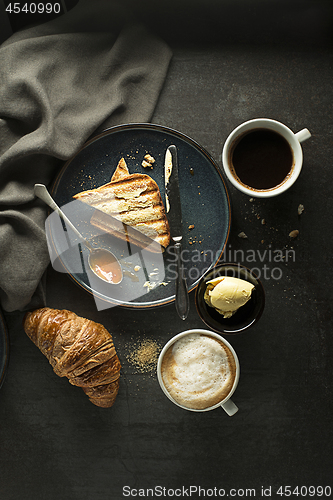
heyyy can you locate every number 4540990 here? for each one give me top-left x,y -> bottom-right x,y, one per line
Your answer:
276,485 -> 331,497
6,3 -> 61,14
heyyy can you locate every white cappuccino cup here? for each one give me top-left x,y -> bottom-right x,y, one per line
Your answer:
157,329 -> 240,416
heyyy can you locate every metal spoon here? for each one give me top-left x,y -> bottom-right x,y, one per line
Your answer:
34,184 -> 123,285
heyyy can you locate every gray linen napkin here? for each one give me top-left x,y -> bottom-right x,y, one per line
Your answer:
0,0 -> 172,312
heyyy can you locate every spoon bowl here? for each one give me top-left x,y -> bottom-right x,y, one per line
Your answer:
34,184 -> 123,285
88,248 -> 122,284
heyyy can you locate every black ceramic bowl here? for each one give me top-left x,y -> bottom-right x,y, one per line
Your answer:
195,263 -> 265,334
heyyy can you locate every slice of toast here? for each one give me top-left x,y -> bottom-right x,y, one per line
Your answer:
110,157 -> 129,182
73,158 -> 170,248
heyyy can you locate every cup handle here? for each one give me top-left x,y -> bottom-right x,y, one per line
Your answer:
295,128 -> 311,143
221,398 -> 238,416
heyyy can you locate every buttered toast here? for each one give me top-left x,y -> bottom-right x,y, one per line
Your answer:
73,158 -> 170,248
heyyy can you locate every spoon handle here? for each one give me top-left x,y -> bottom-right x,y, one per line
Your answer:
34,184 -> 92,250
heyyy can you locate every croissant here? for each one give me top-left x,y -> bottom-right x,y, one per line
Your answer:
23,307 -> 121,408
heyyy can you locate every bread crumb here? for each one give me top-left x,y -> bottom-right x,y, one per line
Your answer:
238,231 -> 248,239
145,154 -> 155,163
142,154 -> 155,168
298,204 -> 305,215
143,281 -> 157,291
289,230 -> 299,238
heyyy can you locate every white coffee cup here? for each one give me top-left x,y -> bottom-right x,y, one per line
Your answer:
222,118 -> 311,198
157,329 -> 240,416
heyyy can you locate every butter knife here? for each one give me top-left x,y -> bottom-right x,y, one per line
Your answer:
165,145 -> 190,320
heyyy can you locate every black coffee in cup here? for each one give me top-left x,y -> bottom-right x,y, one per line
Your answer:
229,129 -> 294,190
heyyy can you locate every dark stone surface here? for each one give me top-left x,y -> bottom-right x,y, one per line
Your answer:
1,2 -> 333,499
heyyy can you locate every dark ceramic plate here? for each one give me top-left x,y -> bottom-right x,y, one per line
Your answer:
195,264 -> 265,334
49,123 -> 231,309
0,307 -> 9,389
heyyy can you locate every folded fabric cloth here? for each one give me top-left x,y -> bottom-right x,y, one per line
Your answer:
0,0 -> 172,312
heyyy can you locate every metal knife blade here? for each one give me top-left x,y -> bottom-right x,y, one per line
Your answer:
164,145 -> 190,320
165,145 -> 183,239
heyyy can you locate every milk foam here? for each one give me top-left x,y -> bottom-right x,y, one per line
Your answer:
161,333 -> 236,410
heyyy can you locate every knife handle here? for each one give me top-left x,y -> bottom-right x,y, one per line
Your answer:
174,241 -> 190,320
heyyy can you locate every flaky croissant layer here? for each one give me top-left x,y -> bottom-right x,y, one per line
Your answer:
23,307 -> 121,408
